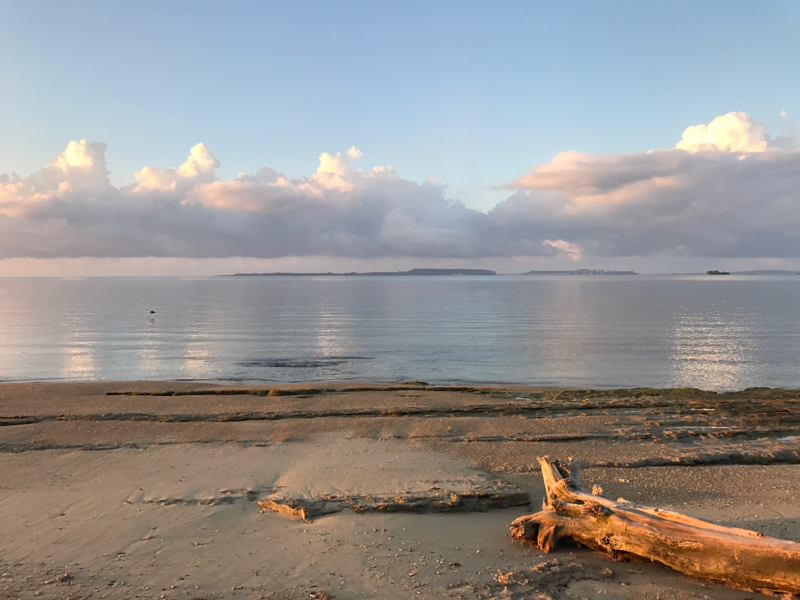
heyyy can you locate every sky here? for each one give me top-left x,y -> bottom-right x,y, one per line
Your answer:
1,0 -> 799,276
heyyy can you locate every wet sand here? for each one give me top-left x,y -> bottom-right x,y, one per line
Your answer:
1,382 -> 799,599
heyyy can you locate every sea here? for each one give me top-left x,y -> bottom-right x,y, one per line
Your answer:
0,275 -> 798,392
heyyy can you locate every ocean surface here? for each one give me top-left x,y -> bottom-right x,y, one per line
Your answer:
0,275 -> 798,391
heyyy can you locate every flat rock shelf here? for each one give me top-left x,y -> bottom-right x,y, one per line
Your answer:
1,382 -> 800,599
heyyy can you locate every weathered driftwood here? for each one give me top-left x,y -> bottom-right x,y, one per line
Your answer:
509,456 -> 800,593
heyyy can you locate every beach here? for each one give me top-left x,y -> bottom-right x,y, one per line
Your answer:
1,382 -> 799,599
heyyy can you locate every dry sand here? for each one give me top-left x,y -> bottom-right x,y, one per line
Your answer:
1,382 -> 799,599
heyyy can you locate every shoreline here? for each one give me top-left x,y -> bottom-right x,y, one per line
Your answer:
2,382 -> 799,599
0,381 -> 738,399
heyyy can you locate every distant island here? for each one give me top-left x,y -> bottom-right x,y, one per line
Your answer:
225,268 -> 646,277
733,270 -> 800,275
522,269 -> 637,276
228,268 -> 497,277
659,269 -> 800,275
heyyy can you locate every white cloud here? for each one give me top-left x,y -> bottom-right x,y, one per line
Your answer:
675,112 -> 768,153
0,139 -> 110,218
317,146 -> 361,176
0,141 -> 490,260
30,139 -> 110,193
309,146 -> 363,192
505,111 -> 800,259
51,139 -> 105,171
133,143 -> 219,191
1,112 -> 799,264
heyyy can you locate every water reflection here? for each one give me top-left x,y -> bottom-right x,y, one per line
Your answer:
522,279 -> 605,384
314,310 -> 346,359
177,340 -> 218,380
59,345 -> 97,379
669,309 -> 758,391
1,276 -> 799,389
59,310 -> 98,380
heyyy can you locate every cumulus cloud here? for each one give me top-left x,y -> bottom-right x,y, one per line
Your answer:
318,146 -> 361,176
675,111 -> 768,153
505,111 -> 800,259
1,111 -> 799,263
132,143 -> 219,191
0,139 -> 110,219
0,141 -> 494,259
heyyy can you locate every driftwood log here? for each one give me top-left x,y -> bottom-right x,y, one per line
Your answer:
509,456 -> 800,593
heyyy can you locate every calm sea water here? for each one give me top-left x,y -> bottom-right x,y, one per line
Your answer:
0,275 -> 798,391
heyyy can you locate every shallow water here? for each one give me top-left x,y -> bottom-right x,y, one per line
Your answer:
0,275 -> 798,390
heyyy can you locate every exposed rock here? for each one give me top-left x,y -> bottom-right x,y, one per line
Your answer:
259,479 -> 529,521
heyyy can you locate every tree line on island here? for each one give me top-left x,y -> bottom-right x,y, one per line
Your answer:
227,268 -> 639,277
226,268 -> 800,277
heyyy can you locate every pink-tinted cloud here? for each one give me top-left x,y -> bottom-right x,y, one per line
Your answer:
1,112 -> 798,262
502,111 -> 800,258
543,239 -> 582,261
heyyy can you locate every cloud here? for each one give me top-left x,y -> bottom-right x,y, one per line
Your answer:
318,146 -> 361,176
132,143 -> 219,191
504,111 -> 800,259
1,111 -> 799,263
0,141 -> 495,260
0,139 -> 110,219
30,139 -> 110,194
543,239 -> 582,261
675,111 -> 768,153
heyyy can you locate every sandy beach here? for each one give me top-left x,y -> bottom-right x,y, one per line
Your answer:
1,382 -> 799,599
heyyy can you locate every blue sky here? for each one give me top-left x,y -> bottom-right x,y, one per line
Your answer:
1,1 -> 799,274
